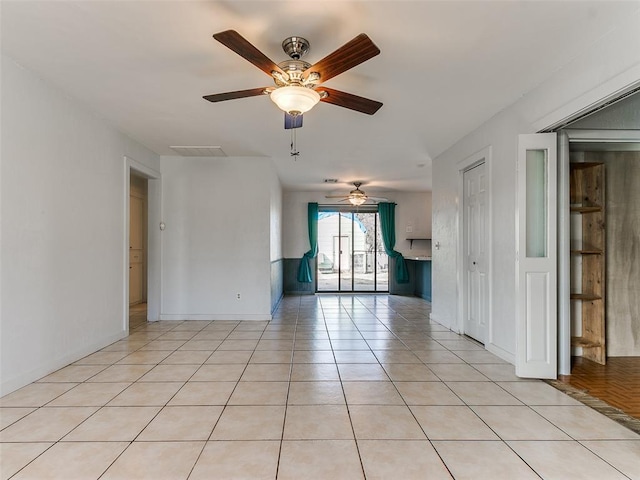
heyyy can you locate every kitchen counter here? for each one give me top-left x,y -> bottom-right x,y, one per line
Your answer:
389,256 -> 432,301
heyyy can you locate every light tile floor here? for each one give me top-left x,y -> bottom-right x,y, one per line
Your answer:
2,294 -> 639,479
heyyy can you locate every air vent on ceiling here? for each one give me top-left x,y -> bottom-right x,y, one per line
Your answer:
324,178 -> 339,183
170,146 -> 227,157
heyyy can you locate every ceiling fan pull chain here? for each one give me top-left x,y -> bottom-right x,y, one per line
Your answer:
290,127 -> 300,159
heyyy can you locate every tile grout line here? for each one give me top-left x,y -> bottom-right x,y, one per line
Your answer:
3,295 -> 638,479
274,292 -> 302,480
327,296 -> 369,479
359,297 -> 457,480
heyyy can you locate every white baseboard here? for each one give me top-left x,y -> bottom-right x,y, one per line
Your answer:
486,343 -> 515,365
1,330 -> 128,397
429,313 -> 458,333
159,314 -> 272,321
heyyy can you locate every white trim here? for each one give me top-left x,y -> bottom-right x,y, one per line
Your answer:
430,313 -> 460,335
456,146 -> 493,349
159,314 -> 273,321
123,160 -> 131,332
564,129 -> 640,142
557,131 -> 571,376
486,343 -> 515,365
533,69 -> 640,132
126,157 -> 161,179
429,313 -> 447,328
124,156 -> 161,329
146,176 -> 162,322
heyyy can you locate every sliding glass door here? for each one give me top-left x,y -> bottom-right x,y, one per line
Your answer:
317,206 -> 388,292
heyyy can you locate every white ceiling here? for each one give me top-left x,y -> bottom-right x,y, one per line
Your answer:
2,1 -> 638,193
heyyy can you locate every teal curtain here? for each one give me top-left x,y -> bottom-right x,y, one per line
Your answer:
378,202 -> 409,283
297,202 -> 319,283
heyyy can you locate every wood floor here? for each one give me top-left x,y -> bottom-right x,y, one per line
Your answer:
561,356 -> 640,420
129,302 -> 147,330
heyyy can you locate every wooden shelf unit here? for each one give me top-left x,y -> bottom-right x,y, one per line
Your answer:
570,248 -> 603,256
570,204 -> 602,214
570,293 -> 602,301
571,336 -> 602,348
569,162 -> 606,364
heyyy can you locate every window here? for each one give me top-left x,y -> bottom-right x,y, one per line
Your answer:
316,207 -> 388,292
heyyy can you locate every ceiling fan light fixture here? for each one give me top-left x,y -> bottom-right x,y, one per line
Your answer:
348,194 -> 367,206
270,85 -> 320,115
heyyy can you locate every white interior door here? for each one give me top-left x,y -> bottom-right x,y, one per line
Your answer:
333,236 -> 350,272
516,133 -> 557,378
463,163 -> 488,343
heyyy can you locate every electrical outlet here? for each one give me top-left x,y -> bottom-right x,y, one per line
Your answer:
406,225 -> 413,233
236,293 -> 241,300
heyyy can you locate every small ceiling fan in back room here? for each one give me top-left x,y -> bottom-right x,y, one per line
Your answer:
203,30 -> 383,130
325,182 -> 389,206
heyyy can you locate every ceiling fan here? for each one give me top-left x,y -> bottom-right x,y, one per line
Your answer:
203,30 -> 383,126
325,182 -> 389,206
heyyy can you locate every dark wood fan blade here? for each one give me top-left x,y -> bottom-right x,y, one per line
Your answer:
213,30 -> 285,77
318,87 -> 383,115
303,33 -> 380,83
368,196 -> 390,202
203,87 -> 268,103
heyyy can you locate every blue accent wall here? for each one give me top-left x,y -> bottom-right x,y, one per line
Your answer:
413,260 -> 432,302
271,259 -> 284,314
389,257 -> 432,301
281,256 -> 430,301
283,258 -> 315,295
388,257 -> 415,295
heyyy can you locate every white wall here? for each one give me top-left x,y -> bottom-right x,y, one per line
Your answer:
432,109 -> 529,358
431,9 -> 640,362
392,191 -> 433,258
283,190 -> 432,258
1,55 -> 160,395
282,191 -> 321,259
270,172 -> 283,262
269,173 -> 283,311
159,156 -> 277,320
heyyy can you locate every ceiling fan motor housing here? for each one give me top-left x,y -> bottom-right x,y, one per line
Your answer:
275,59 -> 312,86
276,37 -> 321,88
282,36 -> 310,60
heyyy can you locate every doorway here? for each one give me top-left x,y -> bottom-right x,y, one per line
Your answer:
129,172 -> 148,329
316,207 -> 388,292
557,132 -> 640,419
457,146 -> 492,352
550,90 -> 640,418
462,162 -> 488,344
124,156 -> 161,330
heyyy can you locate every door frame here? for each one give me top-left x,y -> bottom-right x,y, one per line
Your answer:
316,206 -> 387,293
557,128 -> 640,375
462,161 -> 488,344
456,147 -> 495,353
124,156 -> 161,330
